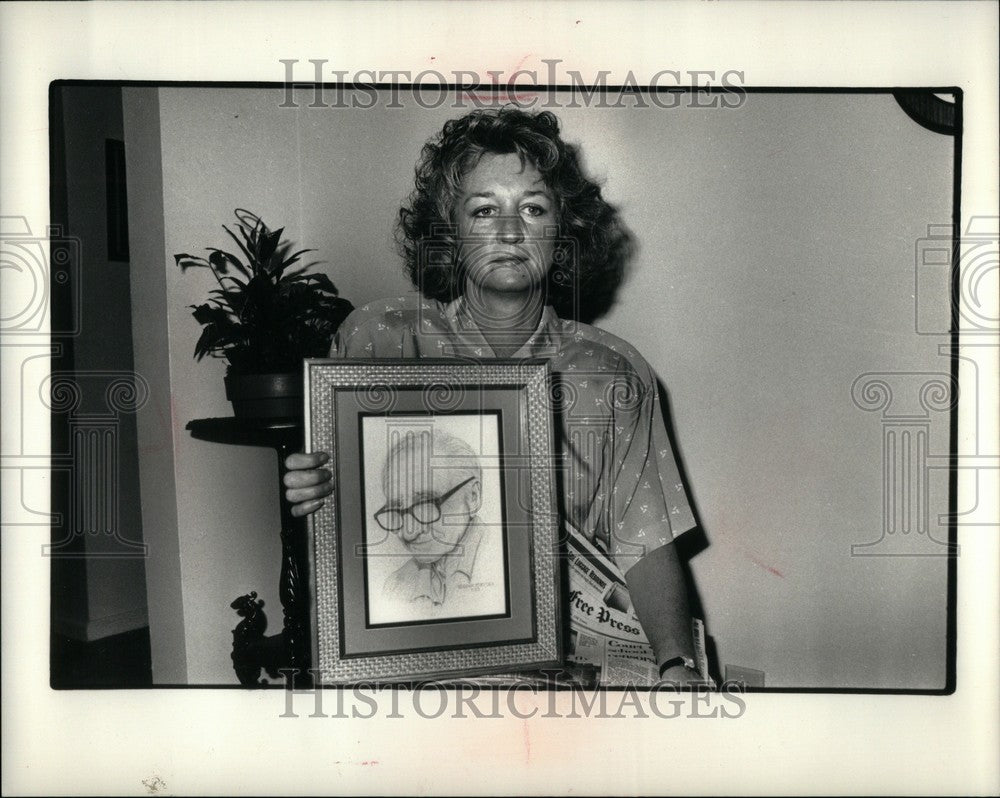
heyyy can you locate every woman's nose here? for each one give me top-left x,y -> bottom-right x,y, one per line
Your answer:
496,213 -> 525,244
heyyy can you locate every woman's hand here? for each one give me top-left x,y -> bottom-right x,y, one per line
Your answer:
283,452 -> 334,517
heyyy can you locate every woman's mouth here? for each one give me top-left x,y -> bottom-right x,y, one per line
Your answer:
490,253 -> 528,265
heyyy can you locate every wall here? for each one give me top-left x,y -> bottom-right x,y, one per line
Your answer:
559,95 -> 953,687
51,85 -> 149,642
127,87 -> 953,687
122,87 -> 189,682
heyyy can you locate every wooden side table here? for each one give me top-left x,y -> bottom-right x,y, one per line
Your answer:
186,416 -> 311,687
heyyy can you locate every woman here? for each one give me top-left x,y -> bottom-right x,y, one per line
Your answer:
285,107 -> 701,684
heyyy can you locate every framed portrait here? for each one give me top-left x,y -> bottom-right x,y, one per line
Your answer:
305,358 -> 563,683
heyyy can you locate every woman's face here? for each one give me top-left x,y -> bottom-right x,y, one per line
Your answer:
454,152 -> 558,298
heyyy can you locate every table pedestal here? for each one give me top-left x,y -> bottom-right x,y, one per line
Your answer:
187,417 -> 311,687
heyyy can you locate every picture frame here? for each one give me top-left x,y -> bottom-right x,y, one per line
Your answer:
305,358 -> 563,683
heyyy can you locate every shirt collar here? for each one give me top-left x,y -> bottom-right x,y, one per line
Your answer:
441,297 -> 561,358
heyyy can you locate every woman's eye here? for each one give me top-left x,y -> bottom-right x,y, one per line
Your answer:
522,204 -> 548,217
472,206 -> 496,217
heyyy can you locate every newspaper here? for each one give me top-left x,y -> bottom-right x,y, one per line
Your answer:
563,526 -> 712,688
446,526 -> 712,688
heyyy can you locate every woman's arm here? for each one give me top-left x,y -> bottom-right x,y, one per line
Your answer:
595,346 -> 700,683
625,541 -> 700,684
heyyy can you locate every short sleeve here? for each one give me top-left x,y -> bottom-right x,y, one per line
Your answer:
329,310 -> 360,358
328,306 -> 383,358
327,295 -> 434,358
604,358 -> 696,574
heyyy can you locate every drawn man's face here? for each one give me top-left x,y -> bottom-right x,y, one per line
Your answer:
380,456 -> 482,565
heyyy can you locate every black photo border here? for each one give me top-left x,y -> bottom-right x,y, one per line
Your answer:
45,82 -> 962,694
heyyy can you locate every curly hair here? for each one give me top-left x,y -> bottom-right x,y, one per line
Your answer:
396,108 -> 633,323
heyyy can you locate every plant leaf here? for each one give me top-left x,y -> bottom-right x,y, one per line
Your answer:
207,249 -> 231,275
299,272 -> 339,294
182,209 -> 356,369
206,248 -> 249,277
208,288 -> 248,314
222,224 -> 256,269
193,323 -> 229,360
241,212 -> 268,261
175,253 -> 210,270
235,208 -> 265,235
215,275 -> 248,294
259,228 -> 283,270
279,248 -> 314,269
191,302 -> 232,326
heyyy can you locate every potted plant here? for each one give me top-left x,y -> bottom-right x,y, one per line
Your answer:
175,209 -> 353,417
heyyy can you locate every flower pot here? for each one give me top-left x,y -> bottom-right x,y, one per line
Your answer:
224,372 -> 302,418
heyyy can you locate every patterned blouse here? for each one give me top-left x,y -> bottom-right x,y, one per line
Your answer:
330,293 -> 696,575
